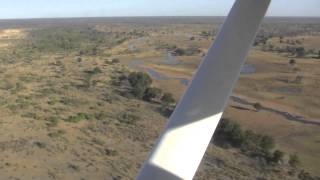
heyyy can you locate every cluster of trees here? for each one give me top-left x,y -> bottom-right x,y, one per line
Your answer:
173,47 -> 201,56
261,44 -> 308,57
199,31 -> 214,37
128,72 -> 175,106
254,35 -> 270,46
214,119 -> 301,166
24,27 -> 108,53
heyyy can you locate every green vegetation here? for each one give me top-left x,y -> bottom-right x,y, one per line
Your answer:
173,47 -> 201,56
46,116 -> 59,127
253,102 -> 263,111
128,72 -> 152,99
65,113 -> 92,123
48,130 -> 66,138
289,154 -> 301,168
161,93 -> 175,106
214,119 -> 285,164
24,27 -> 107,53
105,148 -> 118,156
143,87 -> 162,102
272,150 -> 285,163
117,112 -> 139,124
296,47 -> 305,57
289,59 -> 296,65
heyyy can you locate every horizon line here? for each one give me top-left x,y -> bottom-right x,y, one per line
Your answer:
1,15 -> 320,21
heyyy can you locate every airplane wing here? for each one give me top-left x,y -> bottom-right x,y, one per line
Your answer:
137,0 -> 271,179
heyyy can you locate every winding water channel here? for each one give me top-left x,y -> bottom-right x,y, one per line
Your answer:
127,52 -> 319,126
230,96 -> 320,126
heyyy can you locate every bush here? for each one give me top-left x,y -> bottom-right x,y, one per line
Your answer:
296,47 -> 305,57
253,102 -> 262,111
117,112 -> 139,124
298,170 -> 317,180
92,67 -> 102,74
65,113 -> 92,123
289,59 -> 296,65
214,119 -> 275,159
260,135 -> 275,151
173,47 -> 201,56
143,87 -> 162,102
131,84 -> 146,99
271,150 -> 285,163
112,58 -> 120,64
161,92 -> 175,105
289,154 -> 300,168
46,116 -> 59,127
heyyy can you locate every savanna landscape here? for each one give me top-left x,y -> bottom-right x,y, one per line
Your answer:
0,17 -> 319,179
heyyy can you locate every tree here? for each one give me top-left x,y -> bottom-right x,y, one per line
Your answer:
131,84 -> 145,99
161,93 -> 175,105
128,72 -> 152,99
128,72 -> 152,88
289,154 -> 300,168
143,87 -> 162,102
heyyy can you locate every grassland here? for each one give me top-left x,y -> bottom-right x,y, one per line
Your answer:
0,17 -> 319,179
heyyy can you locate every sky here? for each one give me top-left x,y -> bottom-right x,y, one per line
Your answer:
0,0 -> 319,19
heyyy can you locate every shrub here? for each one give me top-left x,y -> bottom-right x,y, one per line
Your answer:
174,48 -> 185,56
260,135 -> 275,151
65,113 -> 91,123
161,92 -> 175,106
143,87 -> 162,102
131,84 -> 146,99
289,154 -> 300,168
117,112 -> 139,124
105,148 -> 118,156
46,116 -> 59,127
112,58 -> 120,64
48,130 -> 66,138
253,102 -> 262,111
296,47 -> 305,57
298,170 -> 316,180
92,67 -> 102,74
289,59 -> 296,65
271,150 -> 285,163
214,119 -> 275,160
173,47 -> 201,56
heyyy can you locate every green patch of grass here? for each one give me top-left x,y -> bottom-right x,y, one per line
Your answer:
117,112 -> 139,124
33,141 -> 46,149
48,130 -> 66,138
68,163 -> 80,171
65,113 -> 92,123
92,137 -> 104,146
94,111 -> 112,121
21,112 -> 41,120
104,148 -> 118,156
11,82 -> 25,94
46,116 -> 59,127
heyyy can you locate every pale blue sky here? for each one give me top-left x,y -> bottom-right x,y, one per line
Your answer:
0,0 -> 319,19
